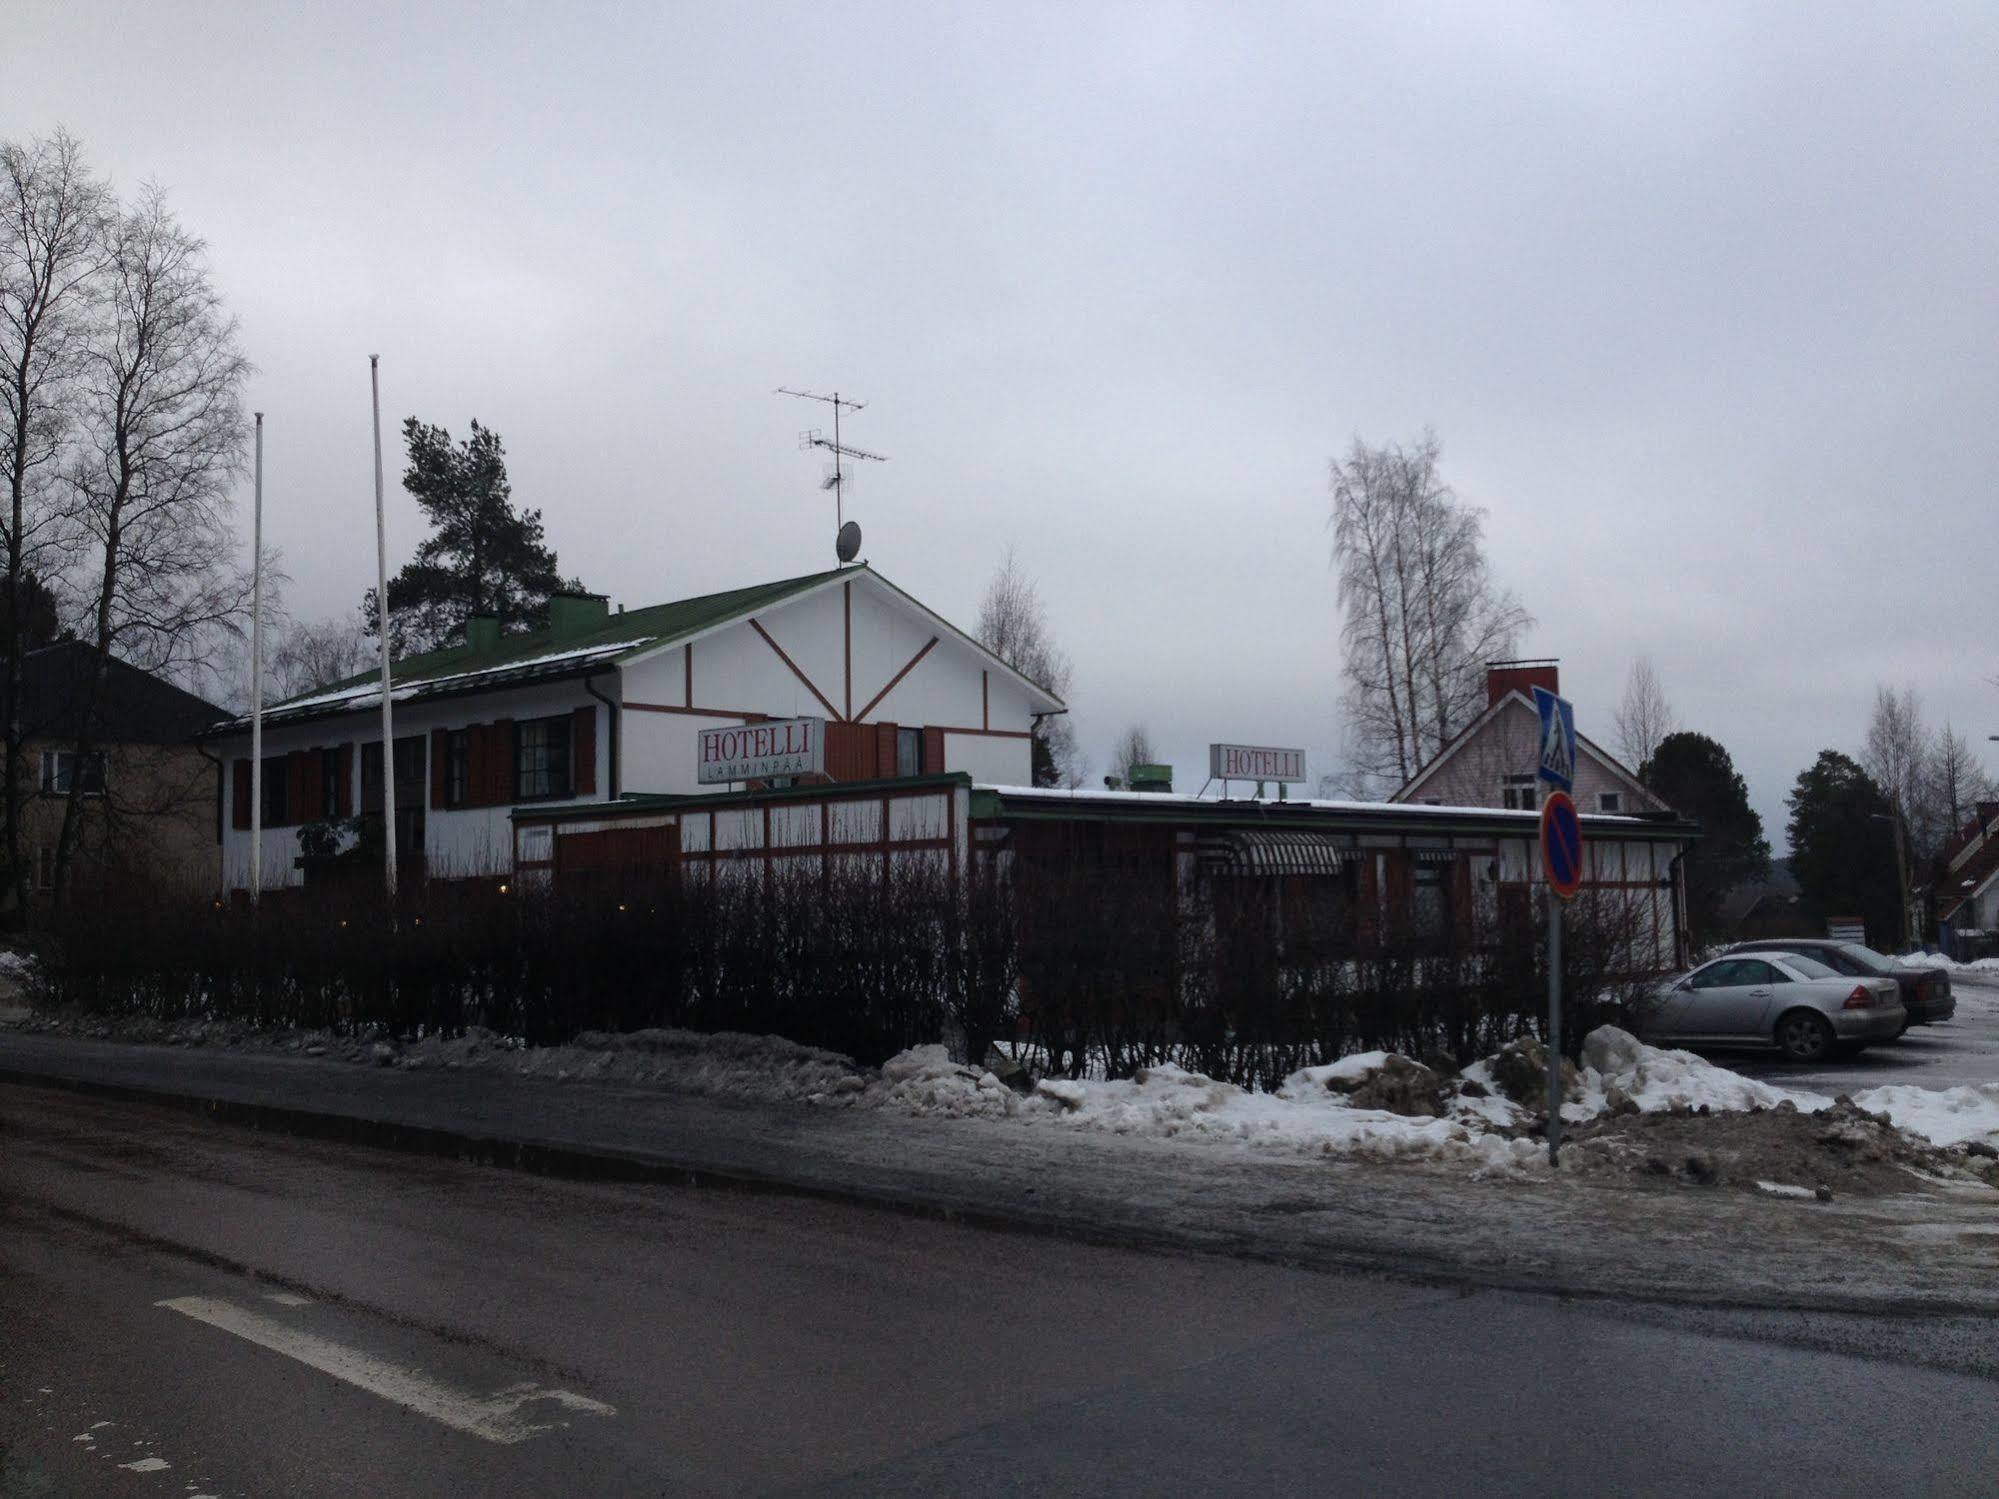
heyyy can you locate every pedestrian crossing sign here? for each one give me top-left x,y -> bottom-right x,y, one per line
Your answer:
1532,686 -> 1576,792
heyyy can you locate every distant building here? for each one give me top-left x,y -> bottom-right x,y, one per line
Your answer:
1937,802 -> 1999,956
206,565 -> 1064,896
1388,661 -> 1666,816
13,641 -> 226,898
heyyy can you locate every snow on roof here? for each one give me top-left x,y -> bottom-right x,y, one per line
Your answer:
232,640 -> 640,726
973,784 -> 1645,823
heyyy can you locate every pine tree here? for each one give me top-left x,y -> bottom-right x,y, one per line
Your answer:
1785,749 -> 1901,948
362,418 -> 578,654
1640,732 -> 1769,945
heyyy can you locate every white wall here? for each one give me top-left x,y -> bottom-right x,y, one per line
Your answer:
944,731 -> 1031,786
216,678 -> 613,894
614,570 -> 1047,796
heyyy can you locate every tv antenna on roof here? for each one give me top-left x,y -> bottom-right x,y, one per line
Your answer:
776,387 -> 886,558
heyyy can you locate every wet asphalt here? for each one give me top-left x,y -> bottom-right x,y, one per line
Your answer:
4,1084 -> 1997,1498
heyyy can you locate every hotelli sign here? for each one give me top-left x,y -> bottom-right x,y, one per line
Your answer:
698,717 -> 826,784
1208,743 -> 1306,783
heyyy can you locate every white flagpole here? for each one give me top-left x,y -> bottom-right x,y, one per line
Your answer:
249,412 -> 264,904
371,356 -> 397,899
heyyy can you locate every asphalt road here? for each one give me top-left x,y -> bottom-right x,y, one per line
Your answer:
5,1085 -> 1999,1496
1728,973 -> 1999,1095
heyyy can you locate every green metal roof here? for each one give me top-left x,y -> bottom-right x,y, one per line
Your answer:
240,565 -> 855,727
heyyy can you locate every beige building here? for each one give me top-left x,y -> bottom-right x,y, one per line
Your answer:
1389,661 -> 1665,816
15,642 -> 225,900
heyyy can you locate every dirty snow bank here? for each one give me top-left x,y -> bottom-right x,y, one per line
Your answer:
396,1026 -> 871,1105
866,1027 -> 1999,1168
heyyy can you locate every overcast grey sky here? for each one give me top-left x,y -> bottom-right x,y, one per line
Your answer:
10,2 -> 1997,841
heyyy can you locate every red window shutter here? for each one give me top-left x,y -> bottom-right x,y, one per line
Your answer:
875,722 -> 898,779
1357,854 -> 1379,948
337,744 -> 354,817
824,722 -> 868,782
469,725 -> 489,806
922,727 -> 944,775
572,705 -> 596,796
232,759 -> 252,830
493,719 -> 516,804
285,750 -> 311,824
431,729 -> 449,809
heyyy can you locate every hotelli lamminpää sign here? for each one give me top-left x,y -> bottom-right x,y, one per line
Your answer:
1208,743 -> 1306,783
698,717 -> 826,784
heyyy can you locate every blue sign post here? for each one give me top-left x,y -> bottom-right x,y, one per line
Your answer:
1532,685 -> 1576,792
1532,687 -> 1581,1169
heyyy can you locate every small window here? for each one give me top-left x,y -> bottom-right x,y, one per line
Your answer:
1500,775 -> 1536,811
446,731 -> 470,807
896,727 -> 922,778
40,751 -> 106,796
516,715 -> 573,801
1598,792 -> 1622,813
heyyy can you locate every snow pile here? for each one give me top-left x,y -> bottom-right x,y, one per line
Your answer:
1578,1027 -> 1816,1115
1899,949 -> 1999,975
0,949 -> 33,978
1020,1057 -> 1543,1170
866,1044 -> 1017,1118
1845,1083 -> 1999,1150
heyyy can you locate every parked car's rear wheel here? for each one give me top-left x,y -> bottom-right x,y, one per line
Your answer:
1775,1009 -> 1835,1063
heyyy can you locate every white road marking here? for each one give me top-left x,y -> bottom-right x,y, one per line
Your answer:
154,1297 -> 615,1445
121,1456 -> 171,1472
89,1420 -> 113,1429
262,1292 -> 311,1307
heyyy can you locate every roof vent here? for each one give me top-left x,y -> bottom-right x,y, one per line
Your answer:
1128,763 -> 1173,795
464,614 -> 501,652
548,592 -> 610,641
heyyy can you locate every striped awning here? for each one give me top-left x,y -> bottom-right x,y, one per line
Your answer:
1200,831 -> 1358,877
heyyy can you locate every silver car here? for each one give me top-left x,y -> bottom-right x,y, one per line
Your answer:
1648,951 -> 1905,1062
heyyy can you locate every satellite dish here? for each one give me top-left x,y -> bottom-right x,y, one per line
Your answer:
836,520 -> 862,563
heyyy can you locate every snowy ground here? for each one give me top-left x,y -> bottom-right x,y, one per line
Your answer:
13,1001 -> 1998,1193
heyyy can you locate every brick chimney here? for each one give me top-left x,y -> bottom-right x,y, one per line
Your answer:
1486,660 -> 1559,708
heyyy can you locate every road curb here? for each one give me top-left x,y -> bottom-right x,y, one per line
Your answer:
4,1061 -> 1995,1320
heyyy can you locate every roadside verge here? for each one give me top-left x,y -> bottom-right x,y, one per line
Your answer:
3,1030 -> 1996,1317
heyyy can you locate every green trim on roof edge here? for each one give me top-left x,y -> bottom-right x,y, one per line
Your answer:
277,565 -> 856,709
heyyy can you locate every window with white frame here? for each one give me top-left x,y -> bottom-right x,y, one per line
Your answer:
40,750 -> 106,796
1500,774 -> 1536,810
1598,791 -> 1622,813
515,715 -> 573,801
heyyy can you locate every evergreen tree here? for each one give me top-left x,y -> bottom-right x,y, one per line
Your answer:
0,569 -> 59,657
1640,731 -> 1769,945
362,418 -> 578,654
1784,749 -> 1901,948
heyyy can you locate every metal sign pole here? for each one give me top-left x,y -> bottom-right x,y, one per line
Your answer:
1547,889 -> 1562,1166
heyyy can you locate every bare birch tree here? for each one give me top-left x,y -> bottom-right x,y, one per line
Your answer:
54,185 -> 250,899
976,545 -> 1083,787
1613,655 -> 1676,770
1329,431 -> 1530,795
1926,721 -> 1997,847
0,129 -> 109,911
1862,685 -> 1929,815
270,614 -> 372,699
1110,722 -> 1155,787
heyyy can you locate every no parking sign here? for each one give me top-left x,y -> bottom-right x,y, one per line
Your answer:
1539,791 -> 1584,900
